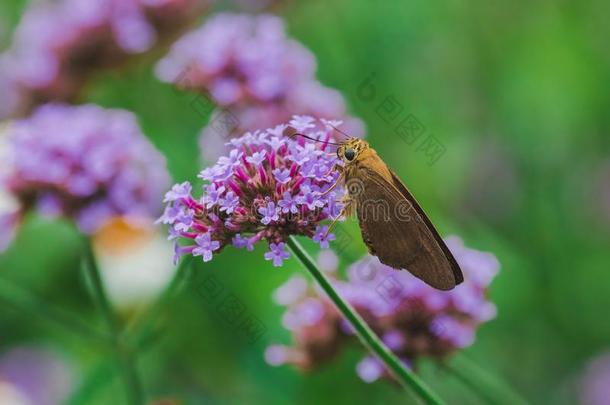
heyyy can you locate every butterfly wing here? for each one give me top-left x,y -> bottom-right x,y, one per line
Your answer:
349,152 -> 463,290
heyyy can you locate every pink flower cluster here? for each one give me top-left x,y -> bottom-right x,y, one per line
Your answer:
155,13 -> 364,160
266,236 -> 499,383
158,116 -> 345,266
0,103 -> 170,251
0,0 -> 210,118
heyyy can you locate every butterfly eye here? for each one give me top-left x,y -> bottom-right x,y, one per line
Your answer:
344,148 -> 356,161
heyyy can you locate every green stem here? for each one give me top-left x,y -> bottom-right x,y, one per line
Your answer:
286,236 -> 446,405
81,238 -> 144,405
68,360 -> 116,405
0,278 -> 111,345
68,255 -> 193,404
447,353 -> 530,405
126,256 -> 193,347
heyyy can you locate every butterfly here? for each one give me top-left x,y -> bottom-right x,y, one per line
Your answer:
288,127 -> 464,290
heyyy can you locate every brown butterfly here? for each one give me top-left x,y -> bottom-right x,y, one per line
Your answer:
287,128 -> 463,290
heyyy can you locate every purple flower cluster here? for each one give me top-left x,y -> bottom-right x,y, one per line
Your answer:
265,236 -> 499,383
0,0 -> 210,118
157,13 -> 316,107
155,13 -> 364,160
158,116 -> 345,266
0,103 -> 170,250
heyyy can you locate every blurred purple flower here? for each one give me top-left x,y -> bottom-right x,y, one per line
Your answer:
273,276 -> 309,306
356,356 -> 385,383
266,236 -> 499,382
580,351 -> 610,405
317,249 -> 339,275
156,13 -> 316,105
154,13 -> 364,161
264,345 -> 291,366
0,0 -> 210,118
160,116 -> 345,265
1,103 -> 170,250
0,346 -> 73,405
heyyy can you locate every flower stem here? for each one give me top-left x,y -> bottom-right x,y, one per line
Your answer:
67,359 -> 116,405
447,353 -> 530,405
287,236 -> 447,405
0,277 -> 111,345
81,237 -> 144,405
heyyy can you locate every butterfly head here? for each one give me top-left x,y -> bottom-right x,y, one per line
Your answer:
337,139 -> 368,163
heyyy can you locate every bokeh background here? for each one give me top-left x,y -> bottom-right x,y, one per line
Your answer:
1,0 -> 609,404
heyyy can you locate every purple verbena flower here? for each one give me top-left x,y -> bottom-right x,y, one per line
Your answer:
266,236 -> 499,381
272,168 -> 291,184
232,233 -> 254,251
218,149 -> 243,167
164,182 -> 193,203
247,150 -> 267,166
312,225 -> 336,249
156,204 -> 182,226
278,192 -> 299,214
203,183 -> 226,208
159,116 -> 345,264
192,232 -> 220,262
1,104 -> 169,247
266,136 -> 284,151
264,242 -> 290,267
173,210 -> 194,233
220,191 -> 240,214
296,185 -> 326,211
258,201 -> 280,225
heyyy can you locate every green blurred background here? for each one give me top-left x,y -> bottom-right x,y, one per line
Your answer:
1,0 -> 609,403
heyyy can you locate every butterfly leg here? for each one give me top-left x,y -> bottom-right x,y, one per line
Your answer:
319,174 -> 343,197
324,196 -> 353,238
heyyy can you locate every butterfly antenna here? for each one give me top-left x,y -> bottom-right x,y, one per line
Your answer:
284,127 -> 343,146
292,133 -> 343,146
329,124 -> 352,140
